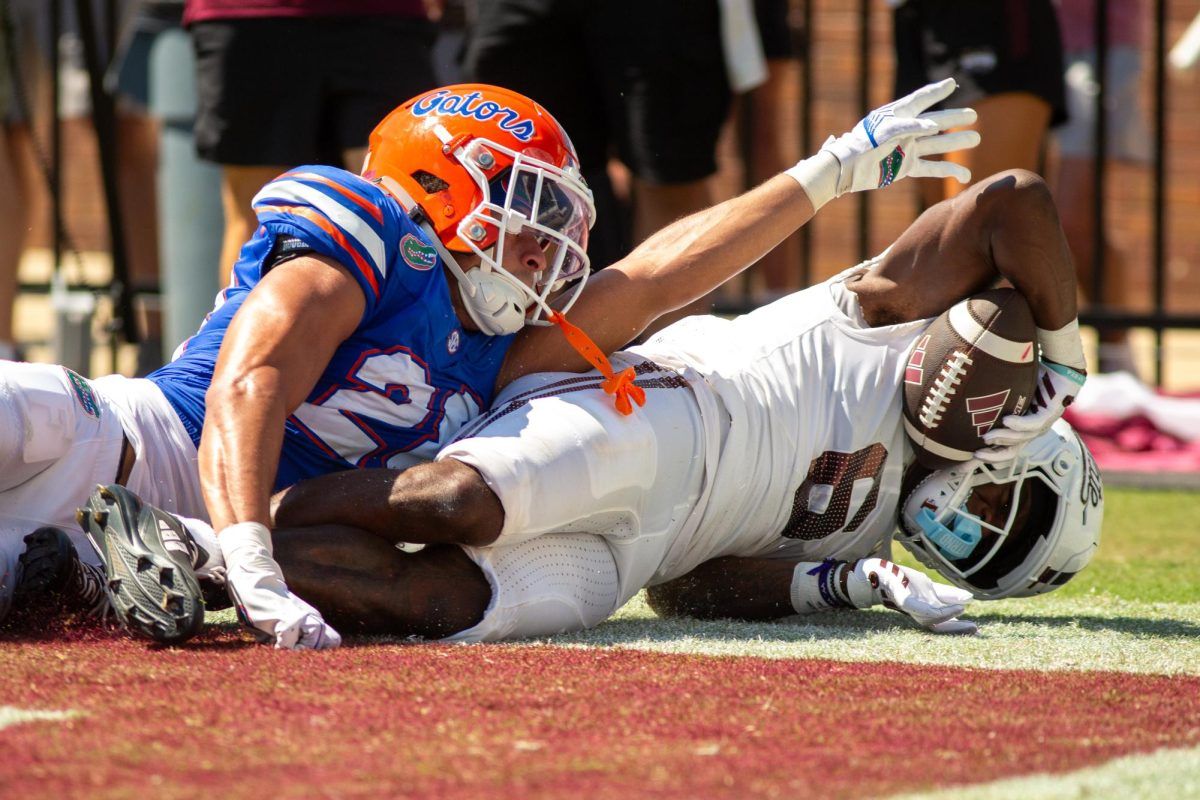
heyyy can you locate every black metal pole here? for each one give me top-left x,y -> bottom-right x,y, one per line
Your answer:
798,0 -> 812,288
856,0 -> 870,261
73,0 -> 138,350
1090,0 -> 1108,307
1151,0 -> 1167,385
51,1 -> 62,285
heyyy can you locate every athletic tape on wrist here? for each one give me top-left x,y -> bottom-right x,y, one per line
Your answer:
791,559 -> 854,614
784,150 -> 839,212
1037,319 -> 1087,373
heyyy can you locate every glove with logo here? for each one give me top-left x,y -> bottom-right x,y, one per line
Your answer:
786,78 -> 981,210
846,558 -> 978,635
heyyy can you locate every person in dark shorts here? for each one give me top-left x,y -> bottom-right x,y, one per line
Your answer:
184,0 -> 437,284
461,0 -> 733,275
893,0 -> 1067,204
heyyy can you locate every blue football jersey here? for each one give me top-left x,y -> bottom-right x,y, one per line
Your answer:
150,165 -> 514,489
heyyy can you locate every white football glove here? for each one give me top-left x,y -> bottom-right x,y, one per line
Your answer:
847,558 -> 978,635
826,78 -> 980,193
976,360 -> 1087,463
221,522 -> 342,651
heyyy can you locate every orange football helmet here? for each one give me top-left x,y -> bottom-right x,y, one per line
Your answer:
363,84 -> 595,335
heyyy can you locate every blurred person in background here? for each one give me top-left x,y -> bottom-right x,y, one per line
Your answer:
183,0 -> 438,286
1052,0 -> 1149,376
461,0 -> 735,295
892,0 -> 1068,206
0,0 -> 164,368
741,0 -> 802,300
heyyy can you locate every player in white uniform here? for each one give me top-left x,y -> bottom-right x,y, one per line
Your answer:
253,168 -> 1100,642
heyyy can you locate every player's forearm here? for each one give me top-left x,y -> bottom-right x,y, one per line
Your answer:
272,460 -> 503,548
200,371 -> 290,531
646,556 -> 800,621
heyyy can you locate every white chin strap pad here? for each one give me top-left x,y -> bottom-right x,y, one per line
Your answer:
458,267 -> 531,336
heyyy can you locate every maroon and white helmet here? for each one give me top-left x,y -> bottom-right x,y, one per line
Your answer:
897,418 -> 1104,600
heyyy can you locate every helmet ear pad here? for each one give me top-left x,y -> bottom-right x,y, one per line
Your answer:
456,265 -> 530,336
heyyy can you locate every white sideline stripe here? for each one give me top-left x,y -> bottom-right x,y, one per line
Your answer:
949,304 -> 1035,363
0,706 -> 84,730
541,595 -> 1200,676
886,744 -> 1200,800
903,416 -> 974,460
252,179 -> 387,275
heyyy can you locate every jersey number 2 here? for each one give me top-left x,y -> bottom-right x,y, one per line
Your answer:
291,347 -> 480,468
781,444 -> 888,540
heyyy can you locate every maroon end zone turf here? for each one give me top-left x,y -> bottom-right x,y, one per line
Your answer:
1,629 -> 1197,799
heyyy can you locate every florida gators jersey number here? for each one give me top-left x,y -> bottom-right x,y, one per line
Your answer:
149,165 -> 513,490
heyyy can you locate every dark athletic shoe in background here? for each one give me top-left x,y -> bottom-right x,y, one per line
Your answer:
14,527 -> 112,620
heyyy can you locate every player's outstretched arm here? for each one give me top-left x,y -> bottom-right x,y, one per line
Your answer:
497,79 -> 980,386
201,254 -> 364,650
647,556 -> 977,635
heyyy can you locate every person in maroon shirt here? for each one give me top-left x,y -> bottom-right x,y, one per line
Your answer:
183,0 -> 437,286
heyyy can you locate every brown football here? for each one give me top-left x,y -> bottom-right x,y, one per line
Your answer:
902,288 -> 1039,469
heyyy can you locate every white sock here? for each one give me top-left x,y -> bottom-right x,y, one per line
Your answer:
176,515 -> 226,580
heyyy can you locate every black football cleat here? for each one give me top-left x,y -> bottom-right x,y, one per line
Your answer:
79,484 -> 205,645
15,527 -> 112,620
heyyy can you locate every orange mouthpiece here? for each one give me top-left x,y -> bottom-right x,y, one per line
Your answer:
548,310 -> 646,416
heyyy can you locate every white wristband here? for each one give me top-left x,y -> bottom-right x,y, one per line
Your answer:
1037,318 -> 1087,372
784,149 -> 840,213
790,560 -> 856,613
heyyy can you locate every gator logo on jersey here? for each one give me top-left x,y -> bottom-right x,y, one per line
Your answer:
63,367 -> 100,420
411,89 -> 536,142
400,234 -> 438,271
966,389 -> 1010,436
905,334 -> 931,385
447,329 -> 461,354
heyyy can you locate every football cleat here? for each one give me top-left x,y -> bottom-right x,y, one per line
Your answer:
79,484 -> 205,644
15,527 -> 112,620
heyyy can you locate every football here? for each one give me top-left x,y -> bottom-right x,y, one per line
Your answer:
902,288 -> 1039,468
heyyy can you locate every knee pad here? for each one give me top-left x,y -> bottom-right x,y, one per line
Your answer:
445,533 -> 622,643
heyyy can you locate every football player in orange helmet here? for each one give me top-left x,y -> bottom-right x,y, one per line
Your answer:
363,86 -> 595,337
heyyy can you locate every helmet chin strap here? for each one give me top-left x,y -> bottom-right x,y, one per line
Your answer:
456,265 -> 530,336
388,192 -> 530,337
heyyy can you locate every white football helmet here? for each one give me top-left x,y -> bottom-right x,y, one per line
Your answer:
897,418 -> 1104,599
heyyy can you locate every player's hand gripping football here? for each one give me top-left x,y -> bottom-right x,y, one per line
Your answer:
847,558 -> 978,635
823,78 -> 980,196
976,321 -> 1088,464
221,522 -> 342,650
